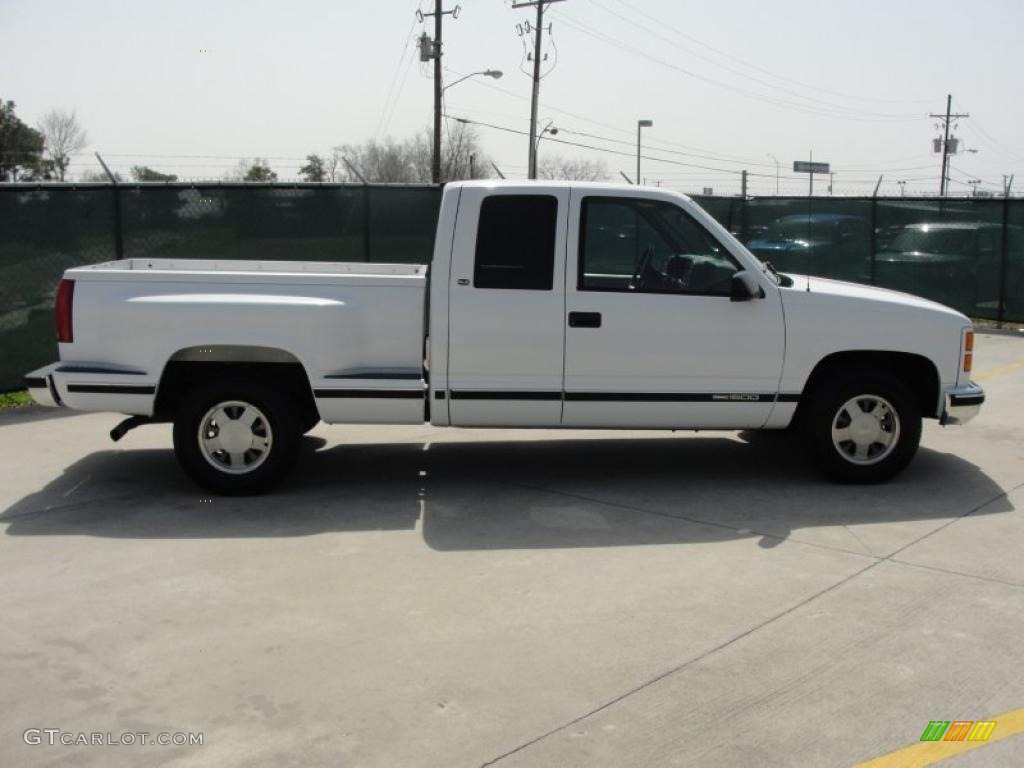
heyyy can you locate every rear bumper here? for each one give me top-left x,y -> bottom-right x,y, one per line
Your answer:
24,363 -> 63,408
24,362 -> 156,415
940,382 -> 985,426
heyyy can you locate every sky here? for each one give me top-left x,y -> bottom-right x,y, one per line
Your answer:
2,0 -> 1023,196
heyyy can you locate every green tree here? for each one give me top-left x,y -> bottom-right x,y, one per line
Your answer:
235,158 -> 277,182
130,165 -> 178,182
298,154 -> 326,182
0,100 -> 46,181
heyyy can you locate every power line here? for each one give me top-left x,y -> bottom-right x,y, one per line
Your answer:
375,1 -> 423,139
446,113 -> 781,177
554,13 -> 929,123
445,64 -> 783,165
609,0 -> 938,106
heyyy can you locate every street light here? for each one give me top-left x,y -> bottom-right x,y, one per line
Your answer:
535,119 -> 558,159
436,70 -> 502,183
637,119 -> 653,185
767,153 -> 780,196
441,69 -> 503,94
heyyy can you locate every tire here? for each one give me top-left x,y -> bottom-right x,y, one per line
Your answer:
300,412 -> 320,434
173,378 -> 301,495
802,371 -> 921,484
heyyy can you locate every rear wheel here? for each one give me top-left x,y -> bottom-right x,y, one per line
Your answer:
173,379 -> 301,494
803,372 -> 921,483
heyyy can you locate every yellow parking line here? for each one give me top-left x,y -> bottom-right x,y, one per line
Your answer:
973,358 -> 1024,382
853,707 -> 1024,767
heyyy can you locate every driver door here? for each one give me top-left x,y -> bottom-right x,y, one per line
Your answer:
561,191 -> 785,429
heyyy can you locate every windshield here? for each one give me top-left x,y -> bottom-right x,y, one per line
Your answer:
888,226 -> 975,254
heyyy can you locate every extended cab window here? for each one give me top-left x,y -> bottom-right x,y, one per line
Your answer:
474,195 -> 557,290
579,197 -> 739,295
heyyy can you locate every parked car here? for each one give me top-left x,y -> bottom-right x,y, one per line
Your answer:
873,222 -> 1005,315
25,182 -> 982,493
746,213 -> 871,283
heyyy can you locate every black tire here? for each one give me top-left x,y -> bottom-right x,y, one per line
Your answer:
173,378 -> 301,495
299,412 -> 320,434
802,371 -> 921,484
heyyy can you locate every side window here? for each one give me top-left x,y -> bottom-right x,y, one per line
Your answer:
579,197 -> 739,295
474,195 -> 557,290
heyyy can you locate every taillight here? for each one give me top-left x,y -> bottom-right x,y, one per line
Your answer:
56,278 -> 74,343
963,330 -> 974,373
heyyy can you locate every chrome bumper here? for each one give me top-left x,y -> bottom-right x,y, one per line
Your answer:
24,363 -> 63,408
941,382 -> 984,426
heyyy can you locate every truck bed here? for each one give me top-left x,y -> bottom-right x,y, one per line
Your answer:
44,258 -> 429,423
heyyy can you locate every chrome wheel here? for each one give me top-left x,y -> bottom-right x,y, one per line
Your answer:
197,400 -> 273,475
830,394 -> 900,466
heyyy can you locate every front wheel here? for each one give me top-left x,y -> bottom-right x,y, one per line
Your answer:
173,379 -> 301,495
803,372 -> 922,483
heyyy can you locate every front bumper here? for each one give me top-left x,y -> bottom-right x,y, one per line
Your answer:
941,382 -> 985,425
24,363 -> 63,408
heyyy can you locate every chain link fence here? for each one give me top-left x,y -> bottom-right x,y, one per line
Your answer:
1,182 -> 1021,390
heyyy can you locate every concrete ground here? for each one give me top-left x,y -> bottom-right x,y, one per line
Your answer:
2,333 -> 1023,768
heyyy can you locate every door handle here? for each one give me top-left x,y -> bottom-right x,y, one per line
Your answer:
568,311 -> 602,328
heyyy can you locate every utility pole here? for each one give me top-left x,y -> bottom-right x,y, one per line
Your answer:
930,94 -> 968,197
740,170 -> 747,198
1004,174 -> 1015,197
418,2 -> 460,184
513,0 -> 565,179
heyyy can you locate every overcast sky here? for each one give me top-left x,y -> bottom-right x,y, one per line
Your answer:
3,0 -> 1022,195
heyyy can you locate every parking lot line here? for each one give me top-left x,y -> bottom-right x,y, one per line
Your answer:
852,706 -> 1024,767
973,358 -> 1024,382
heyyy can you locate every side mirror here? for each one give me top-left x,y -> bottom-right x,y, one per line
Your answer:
730,270 -> 764,302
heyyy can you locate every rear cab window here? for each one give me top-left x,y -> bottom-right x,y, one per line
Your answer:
474,195 -> 558,290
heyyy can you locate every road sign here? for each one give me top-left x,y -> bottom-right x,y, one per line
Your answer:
793,160 -> 830,174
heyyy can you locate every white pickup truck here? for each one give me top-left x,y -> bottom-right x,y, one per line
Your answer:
25,181 -> 984,493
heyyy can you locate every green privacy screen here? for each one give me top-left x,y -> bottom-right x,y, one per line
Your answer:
0,182 -> 1021,390
0,183 -> 441,389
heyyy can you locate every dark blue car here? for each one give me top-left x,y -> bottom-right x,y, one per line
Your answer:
745,213 -> 870,283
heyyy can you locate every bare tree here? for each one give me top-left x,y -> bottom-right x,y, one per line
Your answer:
334,123 -> 492,184
409,122 -> 491,182
538,155 -> 608,182
324,149 -> 342,182
37,108 -> 88,181
336,138 -> 415,183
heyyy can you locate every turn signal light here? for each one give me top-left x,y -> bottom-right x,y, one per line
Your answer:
965,331 -> 974,352
963,353 -> 973,373
55,278 -> 74,343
